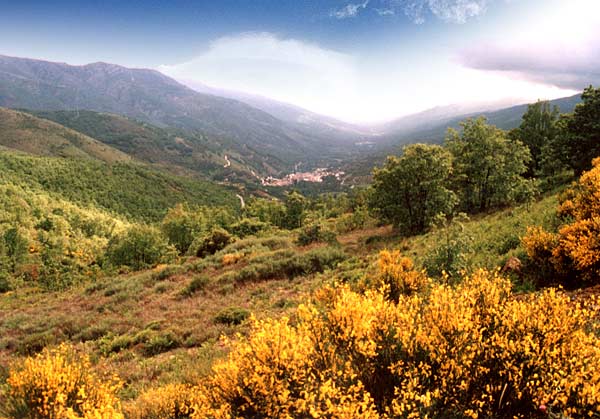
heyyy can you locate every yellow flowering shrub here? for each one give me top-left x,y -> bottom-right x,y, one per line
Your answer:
192,315 -> 380,419
523,157 -> 600,286
375,250 -> 429,301
221,253 -> 243,266
192,270 -> 600,418
124,383 -> 201,419
2,344 -> 123,419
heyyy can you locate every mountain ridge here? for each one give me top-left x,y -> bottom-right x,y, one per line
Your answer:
0,54 -> 359,173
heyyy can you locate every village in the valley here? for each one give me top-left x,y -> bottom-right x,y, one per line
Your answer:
262,167 -> 345,186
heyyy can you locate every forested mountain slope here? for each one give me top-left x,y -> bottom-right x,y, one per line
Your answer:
0,55 -> 358,171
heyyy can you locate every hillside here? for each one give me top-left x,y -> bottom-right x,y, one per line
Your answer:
0,150 -> 238,221
25,109 -> 272,180
0,55 -> 358,171
0,191 -> 570,405
0,107 -> 131,163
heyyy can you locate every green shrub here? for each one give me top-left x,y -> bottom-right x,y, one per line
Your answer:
105,225 -> 175,271
423,214 -> 473,280
296,223 -> 337,246
228,217 -> 269,238
160,203 -> 202,254
2,226 -> 28,273
214,307 -> 250,326
151,264 -> 184,281
0,270 -> 11,293
227,246 -> 346,284
141,332 -> 181,357
301,246 -> 347,273
180,274 -> 209,298
190,228 -> 233,258
220,236 -> 292,253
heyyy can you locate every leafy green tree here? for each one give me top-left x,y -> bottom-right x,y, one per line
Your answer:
161,204 -> 202,254
446,117 -> 532,213
283,191 -> 306,230
105,225 -> 174,270
161,204 -> 235,254
369,143 -> 456,235
2,226 -> 28,273
562,86 -> 600,175
246,198 -> 286,228
510,100 -> 559,175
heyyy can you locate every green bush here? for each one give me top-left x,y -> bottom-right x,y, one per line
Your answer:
151,264 -> 184,281
105,225 -> 175,271
423,214 -> 473,280
214,307 -> 250,326
0,270 -> 11,293
228,217 -> 269,238
296,223 -> 337,246
180,274 -> 209,297
227,246 -> 347,284
221,236 -> 292,253
141,332 -> 181,357
190,228 -> 233,258
2,226 -> 28,273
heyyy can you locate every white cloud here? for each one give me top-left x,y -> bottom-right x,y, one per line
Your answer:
460,0 -> 600,90
158,33 -> 361,120
158,32 -> 574,123
330,0 -> 490,23
331,0 -> 370,19
375,8 -> 396,15
384,0 -> 489,23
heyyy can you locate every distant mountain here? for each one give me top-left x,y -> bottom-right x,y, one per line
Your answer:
378,94 -> 582,146
185,81 -> 375,140
375,99 -> 523,137
0,55 -> 359,173
0,107 -> 130,163
341,93 -> 583,180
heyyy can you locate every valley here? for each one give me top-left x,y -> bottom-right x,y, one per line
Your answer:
1,47 -> 600,419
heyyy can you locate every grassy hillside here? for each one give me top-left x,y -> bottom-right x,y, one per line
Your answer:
0,151 -> 238,221
26,109 -> 280,180
0,107 -> 131,163
0,190 -> 564,398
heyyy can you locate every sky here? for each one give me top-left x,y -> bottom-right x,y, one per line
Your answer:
1,0 -> 598,123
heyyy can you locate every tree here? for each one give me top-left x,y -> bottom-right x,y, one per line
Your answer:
563,86 -> 600,175
246,198 -> 286,228
283,191 -> 306,230
161,204 -> 236,254
510,100 -> 559,175
2,226 -> 28,273
105,225 -> 174,270
160,204 -> 200,254
369,143 -> 456,235
446,117 -> 532,213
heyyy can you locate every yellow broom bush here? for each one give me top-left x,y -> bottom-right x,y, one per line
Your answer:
2,343 -> 123,419
192,269 -> 600,418
374,250 -> 429,301
523,157 -> 600,286
124,383 -> 201,419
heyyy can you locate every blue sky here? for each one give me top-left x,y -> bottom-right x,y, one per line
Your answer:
1,0 -> 598,122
